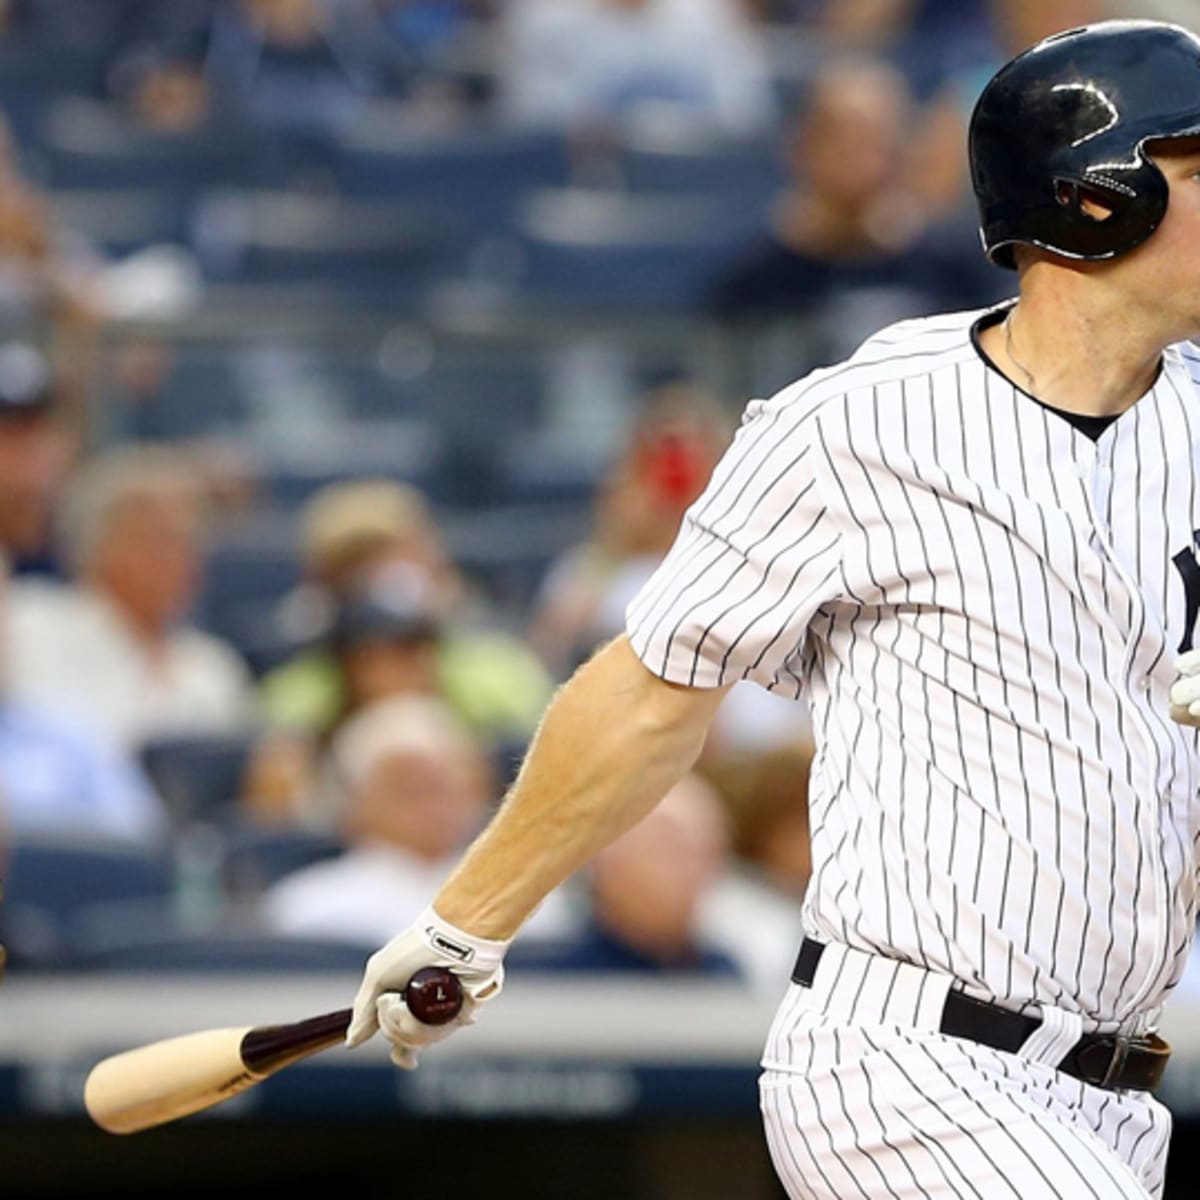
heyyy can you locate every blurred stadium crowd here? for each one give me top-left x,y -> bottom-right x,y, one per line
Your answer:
0,0 -> 1190,991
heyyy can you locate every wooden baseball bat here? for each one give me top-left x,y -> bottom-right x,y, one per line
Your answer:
84,967 -> 463,1135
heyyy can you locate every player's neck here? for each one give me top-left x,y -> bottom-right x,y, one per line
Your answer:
981,284 -> 1164,418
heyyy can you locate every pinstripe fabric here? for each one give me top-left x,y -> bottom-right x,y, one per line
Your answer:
759,1015 -> 1171,1199
624,305 -> 1200,1193
759,944 -> 1171,1198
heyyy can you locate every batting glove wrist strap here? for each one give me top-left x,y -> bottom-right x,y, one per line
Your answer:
416,905 -> 511,977
344,906 -> 511,1068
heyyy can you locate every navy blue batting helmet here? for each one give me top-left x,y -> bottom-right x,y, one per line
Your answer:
969,20 -> 1200,269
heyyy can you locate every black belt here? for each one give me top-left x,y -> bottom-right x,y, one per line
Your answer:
792,939 -> 1170,1093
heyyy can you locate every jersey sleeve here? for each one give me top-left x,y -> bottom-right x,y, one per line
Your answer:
625,394 -> 843,690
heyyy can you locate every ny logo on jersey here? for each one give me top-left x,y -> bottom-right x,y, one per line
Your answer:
1172,529 -> 1200,653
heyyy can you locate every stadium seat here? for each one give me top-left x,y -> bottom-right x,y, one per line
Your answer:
491,431 -> 608,507
332,124 -> 570,239
220,825 -> 346,901
0,834 -> 177,967
250,417 -> 450,508
121,351 -> 246,441
34,98 -> 254,195
140,732 -> 260,826
441,501 -> 593,623
47,188 -> 191,259
188,189 -> 471,309
69,924 -> 373,972
503,187 -> 765,312
615,131 -> 785,201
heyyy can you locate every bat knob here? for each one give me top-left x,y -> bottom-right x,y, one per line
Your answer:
404,966 -> 464,1026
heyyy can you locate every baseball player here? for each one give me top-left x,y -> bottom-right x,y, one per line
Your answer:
345,20 -> 1200,1199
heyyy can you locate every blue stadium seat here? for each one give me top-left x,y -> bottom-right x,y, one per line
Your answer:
70,925 -> 373,972
333,125 -> 570,238
121,352 -> 246,441
441,501 -> 593,623
48,189 -> 191,258
616,132 -> 785,201
188,189 -> 471,308
220,825 -> 346,900
33,99 -> 254,195
504,187 -> 765,312
140,732 -> 260,825
251,417 -> 450,508
0,834 -> 176,966
491,433 -> 608,507
194,511 -> 305,667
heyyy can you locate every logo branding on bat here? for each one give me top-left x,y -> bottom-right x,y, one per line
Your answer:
426,929 -> 474,963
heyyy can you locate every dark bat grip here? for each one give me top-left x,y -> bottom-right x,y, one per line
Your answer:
240,967 -> 464,1074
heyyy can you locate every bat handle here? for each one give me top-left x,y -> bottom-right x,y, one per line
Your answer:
240,966 -> 465,1074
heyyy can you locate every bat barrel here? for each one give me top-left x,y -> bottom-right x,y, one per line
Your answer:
84,968 -> 463,1135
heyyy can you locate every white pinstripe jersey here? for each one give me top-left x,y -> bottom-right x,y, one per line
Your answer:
626,305 -> 1200,1034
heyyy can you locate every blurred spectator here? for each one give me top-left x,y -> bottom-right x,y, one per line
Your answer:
261,693 -> 580,943
210,0 -> 375,135
0,548 -> 168,845
525,771 -> 740,975
807,0 -> 998,99
709,743 -> 812,898
355,0 -> 496,111
527,382 -> 734,681
525,380 -> 810,761
327,566 -> 444,721
493,0 -> 778,142
993,1 -> 1105,53
109,0 -> 380,140
242,563 -> 449,827
706,57 -> 1006,355
0,342 -> 74,576
259,478 -> 554,751
697,741 -> 813,994
5,446 -> 258,749
0,115 -> 104,418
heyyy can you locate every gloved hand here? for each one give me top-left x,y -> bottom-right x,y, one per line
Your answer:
345,905 -> 511,1069
1170,650 -> 1200,727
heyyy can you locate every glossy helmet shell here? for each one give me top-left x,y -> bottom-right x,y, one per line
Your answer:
969,20 -> 1200,269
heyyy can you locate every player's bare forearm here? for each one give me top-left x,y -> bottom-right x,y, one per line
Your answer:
433,634 -> 729,940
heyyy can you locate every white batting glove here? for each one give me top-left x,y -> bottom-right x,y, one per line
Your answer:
1169,650 -> 1200,726
345,905 -> 510,1070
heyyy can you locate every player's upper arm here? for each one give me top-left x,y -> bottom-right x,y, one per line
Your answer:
625,396 -> 844,690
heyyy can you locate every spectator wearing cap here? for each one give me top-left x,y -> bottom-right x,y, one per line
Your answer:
260,693 -> 580,944
0,342 -> 73,577
4,445 -> 257,750
258,478 -> 554,756
326,564 -> 444,723
247,559 -> 524,829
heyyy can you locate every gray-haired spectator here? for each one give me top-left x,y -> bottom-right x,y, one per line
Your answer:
261,693 -> 581,944
5,446 -> 257,750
